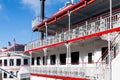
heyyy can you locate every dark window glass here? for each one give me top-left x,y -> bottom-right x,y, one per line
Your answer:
24,59 -> 28,65
101,47 -> 108,60
71,52 -> 79,65
60,53 -> 66,65
0,60 -> 2,66
113,46 -> 116,58
4,59 -> 7,66
32,58 -> 34,65
88,53 -> 92,63
50,55 -> 56,65
10,59 -> 14,66
37,57 -> 40,65
17,59 -> 21,66
4,72 -> 7,78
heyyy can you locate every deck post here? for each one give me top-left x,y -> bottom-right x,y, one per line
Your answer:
68,11 -> 71,40
43,48 -> 47,65
65,42 -> 71,65
29,51 -> 32,66
109,0 -> 112,80
45,22 -> 48,45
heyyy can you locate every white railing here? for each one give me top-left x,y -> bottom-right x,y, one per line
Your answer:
32,16 -> 41,28
25,12 -> 120,51
31,64 -> 98,79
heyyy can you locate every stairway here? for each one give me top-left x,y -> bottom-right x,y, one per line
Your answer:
96,32 -> 120,80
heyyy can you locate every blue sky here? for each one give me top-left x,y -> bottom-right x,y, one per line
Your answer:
0,0 -> 78,48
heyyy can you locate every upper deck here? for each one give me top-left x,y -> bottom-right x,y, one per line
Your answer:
32,0 -> 120,33
25,0 -> 120,52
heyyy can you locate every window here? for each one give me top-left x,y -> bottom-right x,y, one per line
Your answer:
43,56 -> 48,65
24,59 -> 28,65
4,72 -> 7,78
50,55 -> 56,65
0,60 -> 2,66
9,71 -> 13,78
71,52 -> 79,65
32,58 -> 34,65
10,59 -> 14,66
37,57 -> 40,65
101,47 -> 108,60
4,59 -> 7,66
113,46 -> 116,58
17,59 -> 21,66
88,53 -> 92,63
60,53 -> 66,65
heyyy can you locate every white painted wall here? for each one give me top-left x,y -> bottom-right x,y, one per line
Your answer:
112,52 -> 120,80
31,39 -> 108,66
0,53 -> 30,80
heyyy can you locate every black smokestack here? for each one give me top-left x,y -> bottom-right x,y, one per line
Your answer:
40,0 -> 45,22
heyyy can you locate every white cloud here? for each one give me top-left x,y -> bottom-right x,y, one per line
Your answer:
21,0 -> 69,16
21,0 -> 40,15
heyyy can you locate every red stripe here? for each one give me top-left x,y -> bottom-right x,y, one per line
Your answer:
31,73 -> 90,80
25,27 -> 120,53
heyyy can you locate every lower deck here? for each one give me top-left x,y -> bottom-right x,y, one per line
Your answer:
31,37 -> 108,65
30,34 -> 120,80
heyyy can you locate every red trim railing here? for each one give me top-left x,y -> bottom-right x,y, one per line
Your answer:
31,73 -> 90,80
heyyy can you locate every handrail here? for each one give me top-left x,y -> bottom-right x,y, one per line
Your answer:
27,8 -> 120,45
31,64 -> 97,79
0,67 -> 17,78
96,32 -> 120,63
95,32 -> 120,80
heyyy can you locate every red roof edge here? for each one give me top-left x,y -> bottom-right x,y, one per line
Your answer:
35,0 -> 94,29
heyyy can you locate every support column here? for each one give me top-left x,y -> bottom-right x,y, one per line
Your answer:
45,22 -> 48,45
43,48 -> 47,65
47,55 -> 50,65
34,57 -> 37,66
45,22 -> 48,39
68,11 -> 71,40
29,52 -> 32,66
7,58 -> 9,67
56,53 -> 60,65
14,58 -> 16,66
21,58 -> 23,66
109,0 -> 112,80
7,53 -> 10,67
65,42 -> 71,65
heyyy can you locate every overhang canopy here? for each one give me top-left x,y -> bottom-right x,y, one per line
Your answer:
33,0 -> 120,35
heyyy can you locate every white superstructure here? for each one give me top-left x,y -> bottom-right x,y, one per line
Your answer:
0,44 -> 30,80
25,0 -> 120,80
